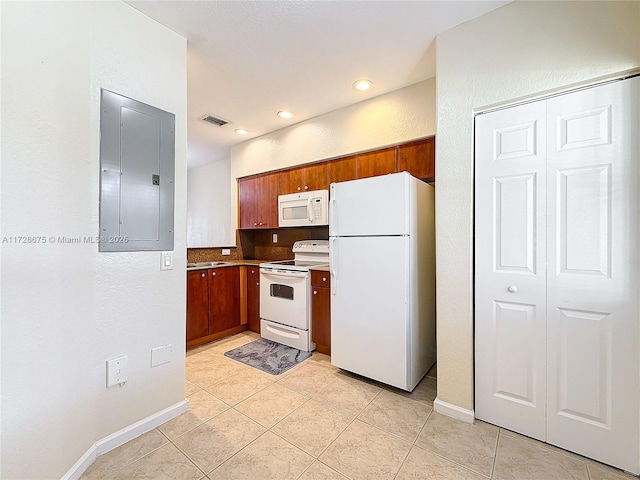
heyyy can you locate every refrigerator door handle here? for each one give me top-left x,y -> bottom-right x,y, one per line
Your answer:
330,237 -> 337,295
330,184 -> 336,234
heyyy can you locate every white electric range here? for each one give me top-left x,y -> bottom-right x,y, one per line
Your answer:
259,240 -> 329,351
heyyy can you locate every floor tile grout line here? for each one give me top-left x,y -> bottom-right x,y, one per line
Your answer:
99,430 -> 174,479
410,442 -> 494,479
167,436 -> 209,479
490,426 -> 501,479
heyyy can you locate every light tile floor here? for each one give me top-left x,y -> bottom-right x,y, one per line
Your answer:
81,332 -> 636,480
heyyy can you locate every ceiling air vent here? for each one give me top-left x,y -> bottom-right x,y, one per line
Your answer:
200,114 -> 230,127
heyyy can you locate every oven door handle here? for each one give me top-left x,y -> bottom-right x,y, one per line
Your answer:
260,268 -> 308,279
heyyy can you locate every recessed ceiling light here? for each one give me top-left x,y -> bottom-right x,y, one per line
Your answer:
352,79 -> 373,91
234,128 -> 249,135
277,110 -> 295,119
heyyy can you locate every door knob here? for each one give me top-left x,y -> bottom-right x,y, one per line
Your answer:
297,186 -> 301,191
212,271 -> 216,276
507,285 -> 518,293
304,185 -> 309,190
201,273 -> 205,278
313,290 -> 317,295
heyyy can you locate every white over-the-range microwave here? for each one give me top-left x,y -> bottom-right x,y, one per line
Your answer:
278,189 -> 329,227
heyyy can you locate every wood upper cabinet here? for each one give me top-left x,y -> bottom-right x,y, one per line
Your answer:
328,155 -> 357,185
186,270 -> 210,343
280,161 -> 329,194
246,266 -> 261,333
238,171 -> 279,229
357,147 -> 397,179
238,138 -> 435,231
209,267 -> 241,334
311,270 -> 331,355
397,137 -> 435,181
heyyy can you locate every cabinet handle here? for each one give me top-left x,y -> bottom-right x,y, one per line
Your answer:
313,290 -> 317,295
507,285 -> 517,293
251,269 -> 255,274
212,271 -> 216,276
257,282 -> 260,286
253,222 -> 258,226
258,222 -> 263,226
201,273 -> 206,278
304,185 -> 309,190
322,277 -> 327,282
297,186 -> 301,191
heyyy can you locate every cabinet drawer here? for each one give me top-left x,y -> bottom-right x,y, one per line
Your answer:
311,270 -> 330,287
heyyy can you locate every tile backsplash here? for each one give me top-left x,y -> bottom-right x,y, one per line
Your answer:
187,227 -> 329,263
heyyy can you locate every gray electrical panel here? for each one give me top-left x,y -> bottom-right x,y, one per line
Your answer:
99,89 -> 175,252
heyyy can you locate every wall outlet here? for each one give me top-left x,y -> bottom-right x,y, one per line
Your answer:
221,248 -> 231,256
106,355 -> 128,387
151,344 -> 172,367
160,251 -> 173,270
272,233 -> 278,243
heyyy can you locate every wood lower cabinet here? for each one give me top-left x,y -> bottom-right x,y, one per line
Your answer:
209,267 -> 241,334
246,266 -> 261,333
356,146 -> 397,179
186,270 -> 210,343
398,137 -> 435,181
311,270 -> 331,355
187,266 -> 244,349
238,172 -> 279,229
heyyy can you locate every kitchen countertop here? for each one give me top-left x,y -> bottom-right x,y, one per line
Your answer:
310,265 -> 330,272
186,259 -> 266,271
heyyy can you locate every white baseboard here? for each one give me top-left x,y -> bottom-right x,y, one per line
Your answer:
433,397 -> 475,424
62,399 -> 189,480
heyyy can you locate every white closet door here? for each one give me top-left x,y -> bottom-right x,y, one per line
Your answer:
545,79 -> 639,472
475,101 -> 548,440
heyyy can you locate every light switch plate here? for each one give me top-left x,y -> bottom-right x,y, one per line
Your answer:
161,251 -> 173,270
106,355 -> 128,387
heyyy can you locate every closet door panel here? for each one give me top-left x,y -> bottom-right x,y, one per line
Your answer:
474,100 -> 547,440
546,78 -> 639,473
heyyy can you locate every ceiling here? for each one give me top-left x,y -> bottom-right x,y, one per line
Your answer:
126,1 -> 508,169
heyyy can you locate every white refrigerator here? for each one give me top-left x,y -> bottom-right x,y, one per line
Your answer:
329,172 -> 436,392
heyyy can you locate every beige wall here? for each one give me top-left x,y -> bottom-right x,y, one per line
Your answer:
229,78 -> 436,231
435,0 -> 640,412
1,2 -> 187,478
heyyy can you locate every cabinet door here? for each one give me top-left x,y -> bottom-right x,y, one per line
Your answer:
303,162 -> 329,191
209,267 -> 241,334
328,155 -> 357,184
312,286 -> 330,355
238,176 -> 260,229
246,266 -> 261,333
357,147 -> 397,178
279,169 -> 304,195
398,137 -> 435,180
186,270 -> 209,342
258,172 -> 280,228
